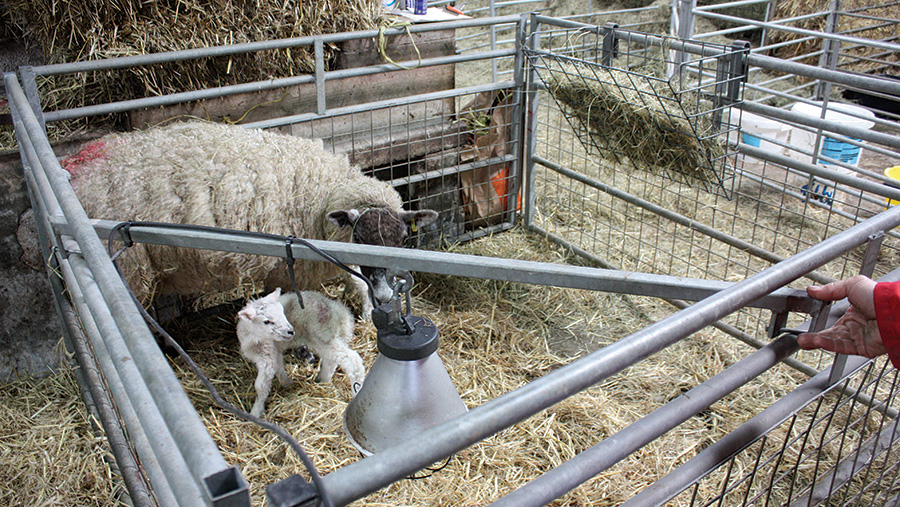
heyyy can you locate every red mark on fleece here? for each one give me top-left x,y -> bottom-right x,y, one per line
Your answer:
316,302 -> 330,325
61,140 -> 106,178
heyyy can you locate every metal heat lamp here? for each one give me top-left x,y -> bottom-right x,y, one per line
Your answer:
344,276 -> 467,456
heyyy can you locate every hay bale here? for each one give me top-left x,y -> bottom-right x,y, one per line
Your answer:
542,61 -> 727,187
1,0 -> 384,114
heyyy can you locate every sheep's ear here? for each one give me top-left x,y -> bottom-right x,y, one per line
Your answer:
265,288 -> 282,300
400,209 -> 438,228
327,209 -> 361,229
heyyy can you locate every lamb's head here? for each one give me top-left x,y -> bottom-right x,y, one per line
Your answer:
237,288 -> 295,342
327,207 -> 438,305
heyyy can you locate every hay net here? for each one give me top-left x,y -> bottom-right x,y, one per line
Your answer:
524,21 -> 748,196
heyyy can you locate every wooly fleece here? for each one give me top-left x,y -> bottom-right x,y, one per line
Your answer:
237,288 -> 364,417
64,120 -> 403,304
278,291 -> 365,389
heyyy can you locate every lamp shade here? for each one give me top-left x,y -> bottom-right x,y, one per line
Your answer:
344,311 -> 467,456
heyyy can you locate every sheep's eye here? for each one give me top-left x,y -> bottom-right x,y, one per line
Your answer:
263,320 -> 273,325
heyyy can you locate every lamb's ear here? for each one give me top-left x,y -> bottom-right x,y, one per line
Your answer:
264,288 -> 282,301
400,209 -> 439,228
327,209 -> 361,229
238,306 -> 256,322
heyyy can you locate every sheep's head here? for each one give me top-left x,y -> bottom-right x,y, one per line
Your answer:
237,288 -> 295,342
327,207 -> 438,305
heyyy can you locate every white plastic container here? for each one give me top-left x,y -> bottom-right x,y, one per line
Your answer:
740,111 -> 790,166
788,101 -> 876,167
736,110 -> 792,189
788,102 -> 876,207
740,110 -> 791,155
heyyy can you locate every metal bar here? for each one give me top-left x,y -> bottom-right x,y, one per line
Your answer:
44,49 -> 516,122
29,15 -> 524,76
53,217 -> 820,314
58,256 -> 184,507
244,80 -> 516,130
318,199 -> 900,506
488,333 -> 802,507
693,0 -> 774,10
531,15 -> 900,98
529,221 -> 826,376
522,13 -> 543,228
315,38 -> 326,115
696,10 -> 900,53
7,74 -> 241,505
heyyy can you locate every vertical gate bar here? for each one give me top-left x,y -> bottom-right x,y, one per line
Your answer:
315,38 -> 326,115
507,14 -> 529,227
15,67 -> 47,132
522,13 -> 542,228
601,22 -> 618,67
829,232 -> 885,385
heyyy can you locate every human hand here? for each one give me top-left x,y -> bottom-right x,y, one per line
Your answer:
796,275 -> 886,359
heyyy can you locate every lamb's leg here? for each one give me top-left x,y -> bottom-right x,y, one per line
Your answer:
274,350 -> 292,388
337,347 -> 366,394
251,359 -> 277,418
315,351 -> 338,384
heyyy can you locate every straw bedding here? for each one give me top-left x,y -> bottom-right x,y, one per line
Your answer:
0,361 -> 126,506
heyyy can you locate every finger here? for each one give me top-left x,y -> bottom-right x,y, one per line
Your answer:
796,331 -> 856,355
806,280 -> 851,303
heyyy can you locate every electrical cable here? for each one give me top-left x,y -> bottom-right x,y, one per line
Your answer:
106,221 -> 355,507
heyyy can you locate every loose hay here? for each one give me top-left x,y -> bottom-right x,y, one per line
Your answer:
540,61 -> 729,189
0,362 -> 126,507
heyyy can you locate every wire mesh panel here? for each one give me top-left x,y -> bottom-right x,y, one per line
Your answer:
266,85 -> 521,248
659,359 -> 900,507
524,20 -> 900,339
524,14 -> 900,507
525,21 -> 747,196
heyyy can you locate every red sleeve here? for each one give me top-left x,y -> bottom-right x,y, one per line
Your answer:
874,281 -> 900,369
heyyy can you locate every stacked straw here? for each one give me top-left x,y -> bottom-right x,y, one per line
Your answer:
771,0 -> 899,72
1,0 -> 384,113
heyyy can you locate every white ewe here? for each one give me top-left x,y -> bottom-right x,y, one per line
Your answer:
237,288 -> 365,417
63,120 -> 438,314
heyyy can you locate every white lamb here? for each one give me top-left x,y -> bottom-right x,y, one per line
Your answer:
237,288 -> 365,417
